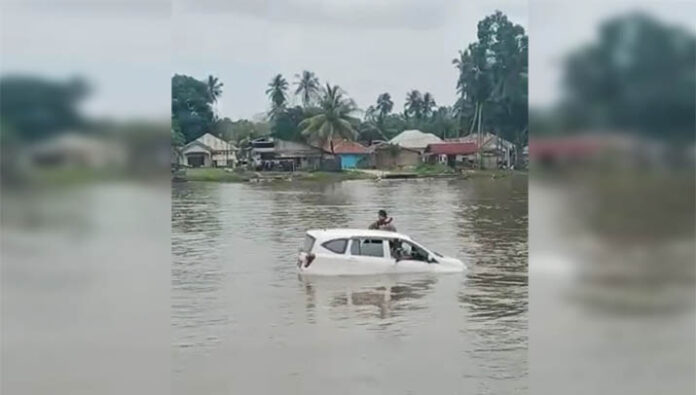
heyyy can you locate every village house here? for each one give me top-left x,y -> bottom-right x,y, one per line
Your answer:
446,132 -> 516,169
369,143 -> 421,169
243,137 -> 334,171
388,129 -> 443,153
424,142 -> 479,168
181,133 -> 237,168
324,139 -> 370,169
24,132 -> 127,169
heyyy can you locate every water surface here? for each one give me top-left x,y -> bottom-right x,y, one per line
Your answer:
172,176 -> 528,394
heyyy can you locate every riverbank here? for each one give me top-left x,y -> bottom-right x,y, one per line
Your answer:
176,166 -> 525,183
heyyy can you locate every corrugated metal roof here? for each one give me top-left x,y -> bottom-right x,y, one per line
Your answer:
389,129 -> 442,149
425,142 -> 478,155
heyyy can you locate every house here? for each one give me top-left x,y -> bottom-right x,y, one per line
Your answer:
324,139 -> 370,169
182,133 -> 237,168
244,137 -> 333,171
424,142 -> 478,168
24,132 -> 126,169
389,129 -> 442,152
370,143 -> 421,169
446,132 -> 516,168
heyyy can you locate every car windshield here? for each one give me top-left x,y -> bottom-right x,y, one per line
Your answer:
302,234 -> 315,252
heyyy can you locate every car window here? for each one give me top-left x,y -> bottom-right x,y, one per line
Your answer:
303,234 -> 315,252
322,239 -> 347,254
392,240 -> 429,261
351,238 -> 384,258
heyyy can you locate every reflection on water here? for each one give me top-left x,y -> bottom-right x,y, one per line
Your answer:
172,176 -> 528,394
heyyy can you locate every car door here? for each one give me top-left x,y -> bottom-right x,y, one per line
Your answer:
392,239 -> 432,272
347,238 -> 394,274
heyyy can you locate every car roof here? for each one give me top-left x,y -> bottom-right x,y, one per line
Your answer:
307,228 -> 411,241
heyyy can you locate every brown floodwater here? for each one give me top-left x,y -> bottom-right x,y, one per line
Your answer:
172,175 -> 528,394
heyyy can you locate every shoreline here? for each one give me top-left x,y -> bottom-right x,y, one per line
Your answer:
174,167 -> 526,183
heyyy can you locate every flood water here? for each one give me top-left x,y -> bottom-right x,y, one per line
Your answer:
172,176 -> 528,394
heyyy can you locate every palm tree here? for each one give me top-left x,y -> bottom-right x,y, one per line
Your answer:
422,92 -> 436,119
294,70 -> 320,107
206,75 -> 223,117
376,93 -> 393,120
404,90 -> 423,120
299,83 -> 359,153
265,74 -> 288,119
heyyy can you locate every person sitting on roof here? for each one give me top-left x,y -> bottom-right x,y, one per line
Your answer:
369,209 -> 396,232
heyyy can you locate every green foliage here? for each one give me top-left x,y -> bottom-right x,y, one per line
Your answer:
212,117 -> 270,143
561,13 -> 695,142
172,74 -> 216,143
453,10 -> 528,146
299,84 -> 359,149
271,106 -> 306,141
294,71 -> 320,107
0,75 -> 89,141
266,74 -> 289,119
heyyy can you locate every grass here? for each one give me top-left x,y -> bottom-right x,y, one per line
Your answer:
182,168 -> 247,182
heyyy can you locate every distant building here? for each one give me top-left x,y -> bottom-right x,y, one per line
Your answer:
446,132 -> 516,168
388,129 -> 442,152
243,137 -> 334,171
181,133 -> 237,168
370,143 -> 421,169
424,142 -> 478,168
25,132 -> 126,169
324,139 -> 370,169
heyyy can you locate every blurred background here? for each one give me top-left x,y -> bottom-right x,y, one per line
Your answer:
529,1 -> 695,394
1,0 -> 694,394
1,1 -> 171,394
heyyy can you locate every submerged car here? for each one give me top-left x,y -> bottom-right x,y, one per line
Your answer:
297,229 -> 466,275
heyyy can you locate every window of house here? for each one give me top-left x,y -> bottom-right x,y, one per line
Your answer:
322,239 -> 348,254
350,238 -> 384,258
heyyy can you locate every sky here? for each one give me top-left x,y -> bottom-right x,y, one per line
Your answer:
2,1 -> 693,120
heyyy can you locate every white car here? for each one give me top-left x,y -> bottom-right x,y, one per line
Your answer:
297,229 -> 466,275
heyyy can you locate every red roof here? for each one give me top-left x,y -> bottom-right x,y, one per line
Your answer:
324,139 -> 370,154
425,142 -> 478,155
528,137 -> 603,158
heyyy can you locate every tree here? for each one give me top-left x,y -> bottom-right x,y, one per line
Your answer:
0,75 -> 89,142
422,92 -> 437,119
299,84 -> 359,152
206,75 -> 223,118
271,106 -> 305,142
213,117 -> 270,143
561,13 -> 694,143
453,10 -> 528,164
266,74 -> 289,119
294,70 -> 320,107
172,74 -> 215,143
376,93 -> 394,120
404,90 -> 424,120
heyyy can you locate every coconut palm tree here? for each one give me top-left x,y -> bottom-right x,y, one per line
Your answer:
265,74 -> 289,119
299,83 -> 359,153
206,75 -> 223,117
376,93 -> 393,120
422,92 -> 436,119
294,70 -> 320,107
404,90 -> 423,120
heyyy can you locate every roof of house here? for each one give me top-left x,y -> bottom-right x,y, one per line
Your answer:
425,142 -> 478,155
323,139 -> 369,154
185,133 -> 235,152
389,129 -> 442,149
369,142 -> 421,153
446,132 -> 514,150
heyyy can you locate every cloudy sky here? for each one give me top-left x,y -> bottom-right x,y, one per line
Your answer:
173,0 -> 528,120
3,1 -> 693,120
